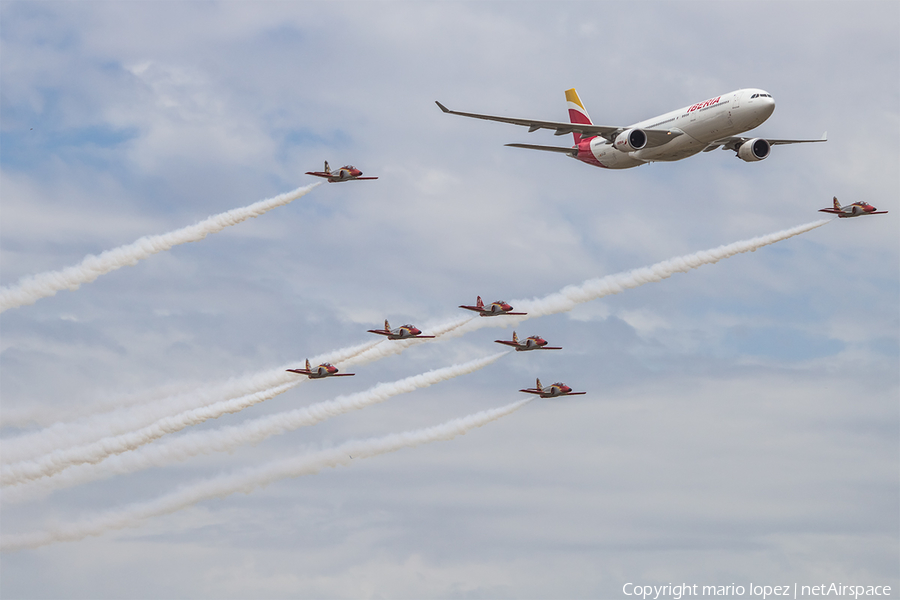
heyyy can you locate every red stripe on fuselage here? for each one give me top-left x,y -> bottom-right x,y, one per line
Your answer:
574,137 -> 607,168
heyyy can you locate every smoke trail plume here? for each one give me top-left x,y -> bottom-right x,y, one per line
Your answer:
1,339 -> 379,465
452,220 -> 831,335
3,353 -> 507,501
0,183 -> 322,312
1,399 -> 530,550
2,220 -> 824,467
1,382 -> 298,486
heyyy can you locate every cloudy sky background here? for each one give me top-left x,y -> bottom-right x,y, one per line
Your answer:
1,1 -> 897,598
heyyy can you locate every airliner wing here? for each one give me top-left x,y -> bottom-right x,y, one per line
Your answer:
436,101 -> 619,139
712,132 -> 828,151
436,101 -> 682,148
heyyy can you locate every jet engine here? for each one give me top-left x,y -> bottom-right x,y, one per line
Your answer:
614,128 -> 647,152
737,138 -> 770,162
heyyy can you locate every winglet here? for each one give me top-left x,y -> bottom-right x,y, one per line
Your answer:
821,131 -> 828,141
435,101 -> 450,113
833,197 -> 840,210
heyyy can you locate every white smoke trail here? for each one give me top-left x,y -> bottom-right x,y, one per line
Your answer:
1,399 -> 530,550
2,220 -> 823,466
450,220 -> 831,336
2,352 -> 508,501
0,183 -> 322,313
1,339 -> 380,465
1,382 -> 297,486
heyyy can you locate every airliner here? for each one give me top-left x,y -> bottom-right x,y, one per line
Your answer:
436,89 -> 826,169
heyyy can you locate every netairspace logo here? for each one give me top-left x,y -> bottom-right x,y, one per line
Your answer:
622,582 -> 893,600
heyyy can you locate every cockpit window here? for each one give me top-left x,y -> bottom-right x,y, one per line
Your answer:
751,94 -> 758,98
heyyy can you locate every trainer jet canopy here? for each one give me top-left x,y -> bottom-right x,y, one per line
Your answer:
818,197 -> 888,218
519,378 -> 586,398
367,320 -> 436,340
459,296 -> 526,317
286,359 -> 355,378
495,331 -> 561,351
306,161 -> 378,183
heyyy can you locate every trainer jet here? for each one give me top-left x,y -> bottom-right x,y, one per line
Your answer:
459,296 -> 526,317
286,359 -> 355,379
367,320 -> 436,340
437,88 -> 825,170
818,197 -> 888,218
495,331 -> 561,351
306,161 -> 378,183
519,378 -> 585,398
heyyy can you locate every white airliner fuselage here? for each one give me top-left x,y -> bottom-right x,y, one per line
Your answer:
589,89 -> 774,168
437,88 -> 825,170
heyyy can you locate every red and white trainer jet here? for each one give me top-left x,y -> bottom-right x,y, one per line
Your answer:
495,331 -> 562,351
305,161 -> 378,183
286,359 -> 355,379
367,319 -> 436,340
519,378 -> 586,398
818,197 -> 888,218
459,296 -> 526,317
436,88 -> 825,170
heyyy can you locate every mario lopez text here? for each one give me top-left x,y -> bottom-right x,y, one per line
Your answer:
622,583 -> 893,599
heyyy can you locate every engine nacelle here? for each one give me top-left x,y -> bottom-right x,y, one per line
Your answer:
614,128 -> 647,153
737,138 -> 770,162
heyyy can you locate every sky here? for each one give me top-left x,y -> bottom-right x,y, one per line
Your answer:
1,1 -> 898,598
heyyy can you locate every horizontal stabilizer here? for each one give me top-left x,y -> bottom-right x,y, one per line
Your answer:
505,143 -> 578,156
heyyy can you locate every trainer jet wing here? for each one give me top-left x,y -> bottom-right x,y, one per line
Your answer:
286,359 -> 355,378
818,196 -> 888,218
367,319 -> 436,340
495,331 -> 562,351
306,161 -> 378,183
459,296 -> 526,317
519,378 -> 585,398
